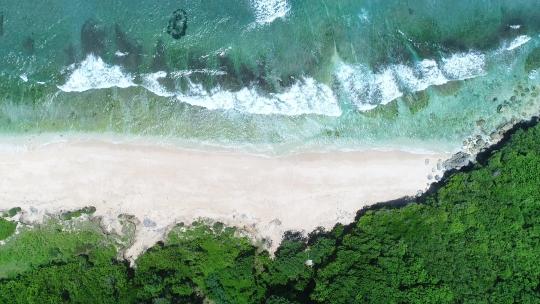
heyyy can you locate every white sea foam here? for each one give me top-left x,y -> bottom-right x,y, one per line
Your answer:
529,69 -> 539,80
176,77 -> 341,116
440,52 -> 486,80
58,55 -> 136,92
506,35 -> 532,51
394,59 -> 448,92
170,69 -> 227,77
250,0 -> 290,24
56,55 -> 339,116
141,71 -> 175,97
115,51 -> 128,57
335,64 -> 402,110
335,51 -> 487,111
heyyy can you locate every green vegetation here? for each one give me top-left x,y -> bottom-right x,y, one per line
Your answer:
1,120 -> 540,303
60,206 -> 97,220
0,219 -> 118,279
2,207 -> 21,218
0,219 -> 16,241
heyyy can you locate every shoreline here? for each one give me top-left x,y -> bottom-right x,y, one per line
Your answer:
0,131 -> 459,156
0,137 -> 448,261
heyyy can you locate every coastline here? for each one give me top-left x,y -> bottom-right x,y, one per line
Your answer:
0,137 -> 448,260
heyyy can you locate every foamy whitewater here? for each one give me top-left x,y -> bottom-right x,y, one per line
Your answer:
506,35 -> 532,51
335,52 -> 486,110
59,55 -> 342,116
250,0 -> 290,24
58,55 -> 136,92
57,32 -> 536,116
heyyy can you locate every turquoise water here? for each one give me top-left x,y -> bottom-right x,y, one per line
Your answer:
1,0 -> 540,152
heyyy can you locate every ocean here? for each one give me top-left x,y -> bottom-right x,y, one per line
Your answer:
1,0 -> 539,153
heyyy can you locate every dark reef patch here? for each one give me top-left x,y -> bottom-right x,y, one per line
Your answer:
114,24 -> 143,72
167,9 -> 187,40
525,47 -> 540,73
81,19 -> 106,56
151,39 -> 167,72
0,12 -> 4,37
403,90 -> 430,114
22,37 -> 34,54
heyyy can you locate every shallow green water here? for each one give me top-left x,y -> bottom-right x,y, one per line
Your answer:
1,0 -> 540,152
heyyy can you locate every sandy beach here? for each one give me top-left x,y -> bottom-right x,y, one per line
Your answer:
0,138 -> 448,260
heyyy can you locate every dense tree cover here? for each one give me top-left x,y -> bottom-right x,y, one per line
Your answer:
0,218 -> 16,241
0,120 -> 540,303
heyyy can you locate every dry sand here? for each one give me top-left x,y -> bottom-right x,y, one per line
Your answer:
0,138 -> 448,260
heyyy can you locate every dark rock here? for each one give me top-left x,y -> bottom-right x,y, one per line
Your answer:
0,12 -> 4,37
81,19 -> 106,56
443,151 -> 472,170
114,24 -> 143,72
167,9 -> 187,40
476,119 -> 486,127
404,90 -> 430,114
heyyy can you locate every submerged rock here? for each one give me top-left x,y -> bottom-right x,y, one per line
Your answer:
0,12 -> 4,37
404,90 -> 430,114
22,36 -> 34,54
151,39 -> 167,72
525,47 -> 540,73
167,9 -> 187,40
434,80 -> 462,96
81,19 -> 106,56
114,24 -> 143,72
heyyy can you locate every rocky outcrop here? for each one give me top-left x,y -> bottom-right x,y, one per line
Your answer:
167,9 -> 187,40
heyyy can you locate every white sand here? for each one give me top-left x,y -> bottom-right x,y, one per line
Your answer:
0,138 -> 448,261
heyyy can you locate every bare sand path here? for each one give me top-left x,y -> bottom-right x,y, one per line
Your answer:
0,139 -> 448,260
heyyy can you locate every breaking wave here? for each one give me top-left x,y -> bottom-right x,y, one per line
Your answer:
58,55 -> 341,117
57,31 -> 534,117
250,0 -> 290,25
58,55 -> 136,92
335,52 -> 487,110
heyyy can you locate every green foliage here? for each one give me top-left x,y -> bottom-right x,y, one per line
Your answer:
0,220 -> 116,278
0,218 -> 16,241
1,122 -> 540,303
311,123 -> 540,303
60,206 -> 97,220
0,256 -> 131,304
133,222 -> 268,303
2,207 -> 21,218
